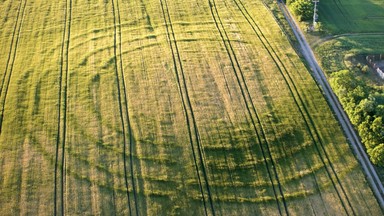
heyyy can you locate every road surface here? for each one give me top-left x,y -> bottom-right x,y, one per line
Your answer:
276,1 -> 384,209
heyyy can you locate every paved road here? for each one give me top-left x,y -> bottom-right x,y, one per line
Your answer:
276,1 -> 384,209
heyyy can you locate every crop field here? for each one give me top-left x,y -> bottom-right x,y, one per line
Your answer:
318,0 -> 384,33
0,0 -> 382,215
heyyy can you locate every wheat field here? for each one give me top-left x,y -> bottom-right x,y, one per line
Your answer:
0,0 -> 381,215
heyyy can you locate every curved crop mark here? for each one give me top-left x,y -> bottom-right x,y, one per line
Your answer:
160,0 -> 216,215
208,0 -> 287,215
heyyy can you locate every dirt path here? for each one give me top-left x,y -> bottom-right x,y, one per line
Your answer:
311,32 -> 384,48
276,1 -> 384,209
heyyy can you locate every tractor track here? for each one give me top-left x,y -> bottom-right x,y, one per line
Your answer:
333,0 -> 347,19
159,0 -> 215,215
54,0 -> 72,215
0,0 -> 27,134
275,2 -> 358,215
320,0 -> 353,29
111,0 -> 138,215
333,0 -> 353,26
240,0 -> 354,214
276,4 -> 384,209
208,0 -> 287,215
0,0 -> 23,96
236,1 -> 356,215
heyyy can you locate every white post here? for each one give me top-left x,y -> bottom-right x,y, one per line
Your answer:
313,0 -> 319,27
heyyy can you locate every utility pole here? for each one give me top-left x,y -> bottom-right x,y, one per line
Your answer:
313,0 -> 319,26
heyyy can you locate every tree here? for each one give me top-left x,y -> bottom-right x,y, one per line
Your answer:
376,105 -> 384,117
330,70 -> 367,104
356,98 -> 376,117
286,0 -> 294,5
369,144 -> 384,166
290,0 -> 313,21
371,117 -> 384,143
347,86 -> 367,105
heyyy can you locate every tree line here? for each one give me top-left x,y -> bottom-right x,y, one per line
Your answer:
287,0 -> 313,21
330,70 -> 384,166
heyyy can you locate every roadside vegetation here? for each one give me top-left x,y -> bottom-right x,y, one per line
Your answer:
286,0 -> 384,195
331,69 -> 384,165
308,0 -> 384,170
287,0 -> 313,21
315,36 -> 384,166
285,0 -> 384,168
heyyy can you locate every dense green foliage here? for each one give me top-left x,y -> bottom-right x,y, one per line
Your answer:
316,34 -> 384,171
289,0 -> 313,21
316,36 -> 384,165
330,70 -> 384,165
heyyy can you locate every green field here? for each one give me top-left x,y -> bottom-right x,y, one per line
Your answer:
318,0 -> 384,33
0,0 -> 382,215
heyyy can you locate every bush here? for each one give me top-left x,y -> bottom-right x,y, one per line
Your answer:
290,0 -> 313,21
361,65 -> 370,74
370,144 -> 384,166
